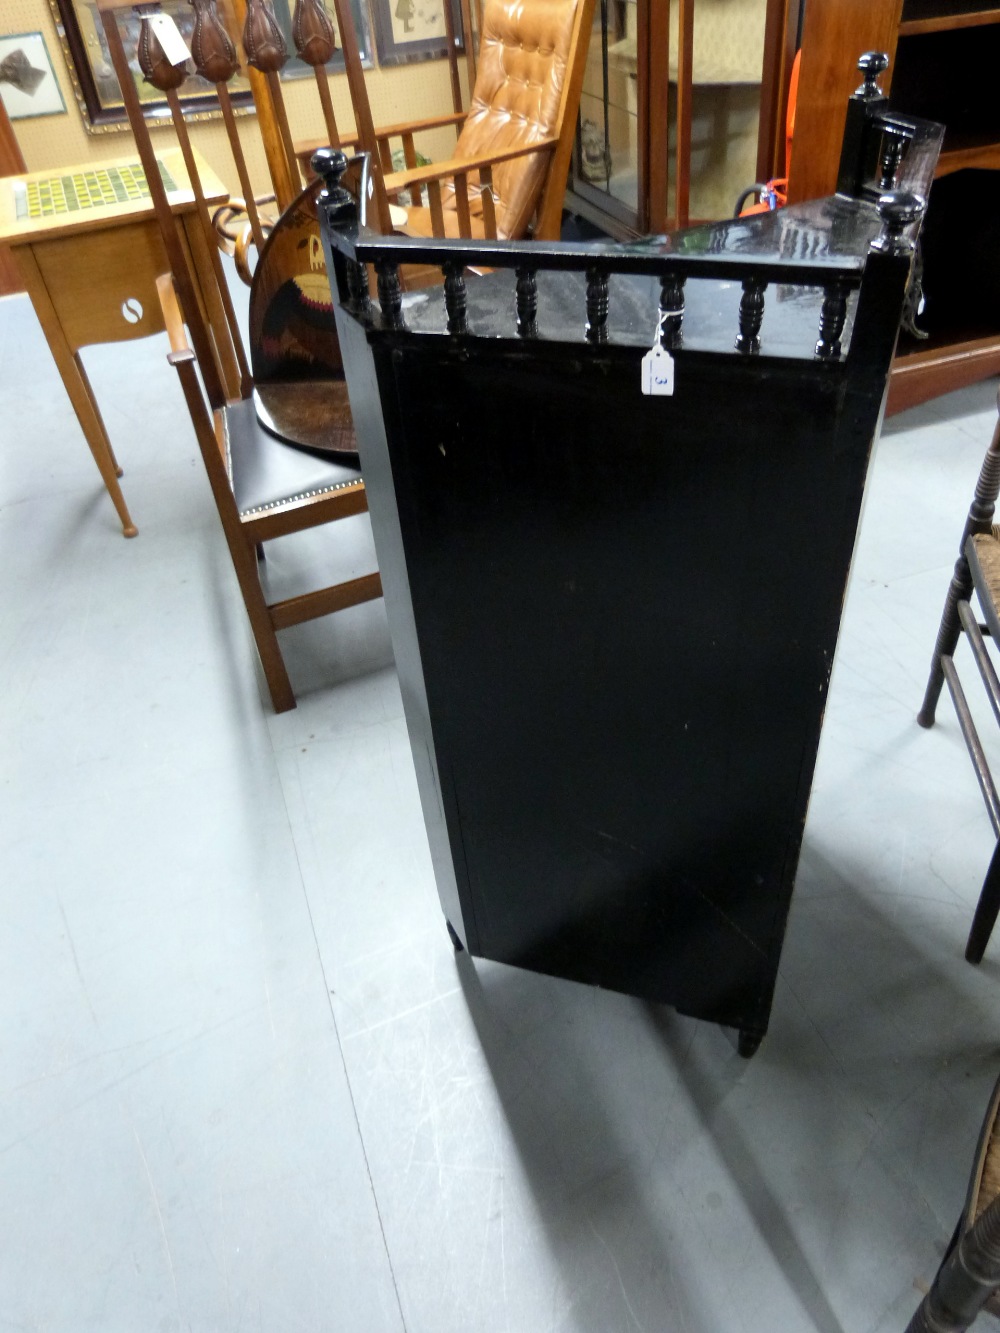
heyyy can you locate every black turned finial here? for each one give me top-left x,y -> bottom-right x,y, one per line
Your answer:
585,267 -> 609,344
515,266 -> 538,338
313,148 -> 358,227
856,51 -> 889,99
838,51 -> 891,195
735,277 -> 767,354
658,273 -> 685,349
442,261 -> 468,335
311,147 -> 349,204
872,190 -> 924,254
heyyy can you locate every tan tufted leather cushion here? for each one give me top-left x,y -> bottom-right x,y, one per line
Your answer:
429,0 -> 580,240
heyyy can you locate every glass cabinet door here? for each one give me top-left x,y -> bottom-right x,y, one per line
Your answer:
568,0 -> 786,238
575,0 -> 643,231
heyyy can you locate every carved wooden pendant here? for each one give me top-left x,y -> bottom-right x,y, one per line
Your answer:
243,0 -> 288,73
190,0 -> 239,84
137,18 -> 187,92
292,0 -> 336,67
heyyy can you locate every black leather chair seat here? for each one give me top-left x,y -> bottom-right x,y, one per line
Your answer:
221,398 -> 364,519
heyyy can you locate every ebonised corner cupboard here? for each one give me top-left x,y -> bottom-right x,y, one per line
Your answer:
318,90 -> 940,1056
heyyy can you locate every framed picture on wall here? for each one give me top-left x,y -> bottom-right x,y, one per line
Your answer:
0,31 -> 66,120
47,0 -> 373,133
372,0 -> 464,66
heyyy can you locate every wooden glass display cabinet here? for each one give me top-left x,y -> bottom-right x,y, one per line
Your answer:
790,0 -> 1000,413
564,0 -> 800,237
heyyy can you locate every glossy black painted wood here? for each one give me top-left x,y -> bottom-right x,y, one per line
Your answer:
320,157 -> 929,1051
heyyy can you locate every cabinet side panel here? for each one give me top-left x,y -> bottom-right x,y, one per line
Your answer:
336,312 -> 475,950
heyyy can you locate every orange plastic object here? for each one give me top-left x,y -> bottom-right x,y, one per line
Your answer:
740,49 -> 801,215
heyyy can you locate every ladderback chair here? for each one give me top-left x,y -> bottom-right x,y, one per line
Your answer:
917,393 -> 1000,961
156,263 -> 380,712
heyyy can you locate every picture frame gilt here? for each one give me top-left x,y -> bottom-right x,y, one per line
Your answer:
47,0 -> 373,132
372,0 -> 464,66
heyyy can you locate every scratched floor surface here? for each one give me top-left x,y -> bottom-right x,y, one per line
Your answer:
2,283 -> 1000,1333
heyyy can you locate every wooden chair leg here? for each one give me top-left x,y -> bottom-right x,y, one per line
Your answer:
906,1191 -> 1000,1332
170,359 -> 296,712
228,532 -> 297,713
919,555 -> 974,727
966,837 -> 1000,964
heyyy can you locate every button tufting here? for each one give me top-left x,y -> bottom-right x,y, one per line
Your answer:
425,0 -> 582,239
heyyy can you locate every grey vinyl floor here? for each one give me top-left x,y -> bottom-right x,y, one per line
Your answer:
3,281 -> 1000,1333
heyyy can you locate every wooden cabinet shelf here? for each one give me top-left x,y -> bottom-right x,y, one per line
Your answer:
937,132 -> 1000,176
899,6 -> 1000,35
890,335 -> 1000,413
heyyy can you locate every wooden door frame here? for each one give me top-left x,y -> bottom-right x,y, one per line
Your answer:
0,98 -> 26,296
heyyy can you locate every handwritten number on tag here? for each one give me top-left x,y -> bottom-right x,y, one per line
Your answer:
641,345 -> 675,396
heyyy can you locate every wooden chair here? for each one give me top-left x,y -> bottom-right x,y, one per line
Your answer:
173,0 -> 396,276
917,392 -> 1000,962
95,0 -> 381,710
229,0 -> 468,236
386,0 -> 595,240
297,0 -> 596,241
156,260 -> 380,712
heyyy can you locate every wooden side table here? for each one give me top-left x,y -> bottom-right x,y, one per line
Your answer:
0,146 -> 237,536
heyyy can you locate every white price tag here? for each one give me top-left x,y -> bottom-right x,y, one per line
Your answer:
145,13 -> 191,67
640,344 -> 675,396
